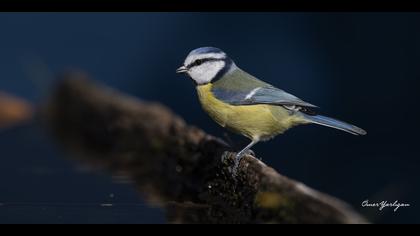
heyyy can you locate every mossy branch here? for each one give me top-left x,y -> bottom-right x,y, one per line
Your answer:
41,71 -> 367,224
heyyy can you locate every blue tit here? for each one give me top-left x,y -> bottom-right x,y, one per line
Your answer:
176,47 -> 366,176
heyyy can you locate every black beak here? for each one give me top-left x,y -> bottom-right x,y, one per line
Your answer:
176,66 -> 188,74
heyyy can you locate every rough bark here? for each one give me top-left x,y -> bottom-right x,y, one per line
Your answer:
41,71 -> 368,224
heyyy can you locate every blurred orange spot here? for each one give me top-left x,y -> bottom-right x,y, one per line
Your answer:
0,92 -> 33,129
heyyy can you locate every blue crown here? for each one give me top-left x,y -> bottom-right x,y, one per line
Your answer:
189,47 -> 224,55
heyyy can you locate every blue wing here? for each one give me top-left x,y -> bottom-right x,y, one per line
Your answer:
212,86 -> 317,108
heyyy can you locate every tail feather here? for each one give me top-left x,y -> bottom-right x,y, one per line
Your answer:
302,114 -> 367,136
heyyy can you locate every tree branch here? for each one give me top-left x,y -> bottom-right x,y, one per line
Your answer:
41,71 -> 367,224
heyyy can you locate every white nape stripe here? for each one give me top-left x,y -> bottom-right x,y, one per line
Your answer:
245,87 -> 261,100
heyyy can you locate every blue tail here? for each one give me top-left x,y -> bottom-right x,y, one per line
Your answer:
303,114 -> 367,136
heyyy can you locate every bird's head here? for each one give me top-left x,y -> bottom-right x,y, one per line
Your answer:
176,47 -> 236,85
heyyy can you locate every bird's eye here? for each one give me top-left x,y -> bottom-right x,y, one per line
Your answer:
195,59 -> 203,66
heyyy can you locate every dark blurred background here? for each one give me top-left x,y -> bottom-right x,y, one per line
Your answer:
0,13 -> 419,224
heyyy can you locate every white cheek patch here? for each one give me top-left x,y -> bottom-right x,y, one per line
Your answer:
189,61 -> 225,85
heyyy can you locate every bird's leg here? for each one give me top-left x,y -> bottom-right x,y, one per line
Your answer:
232,140 -> 259,177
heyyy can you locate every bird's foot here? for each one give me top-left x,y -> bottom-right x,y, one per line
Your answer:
220,152 -> 242,179
231,151 -> 248,178
221,150 -> 258,179
245,149 -> 255,157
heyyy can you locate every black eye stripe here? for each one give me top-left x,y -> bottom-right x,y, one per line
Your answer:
187,57 -> 224,69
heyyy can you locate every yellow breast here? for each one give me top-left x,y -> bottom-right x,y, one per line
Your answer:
196,83 -> 305,141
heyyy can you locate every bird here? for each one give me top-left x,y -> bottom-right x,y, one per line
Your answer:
176,47 -> 366,176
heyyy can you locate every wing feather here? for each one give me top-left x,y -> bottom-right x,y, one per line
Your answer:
211,68 -> 317,109
212,86 -> 317,108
